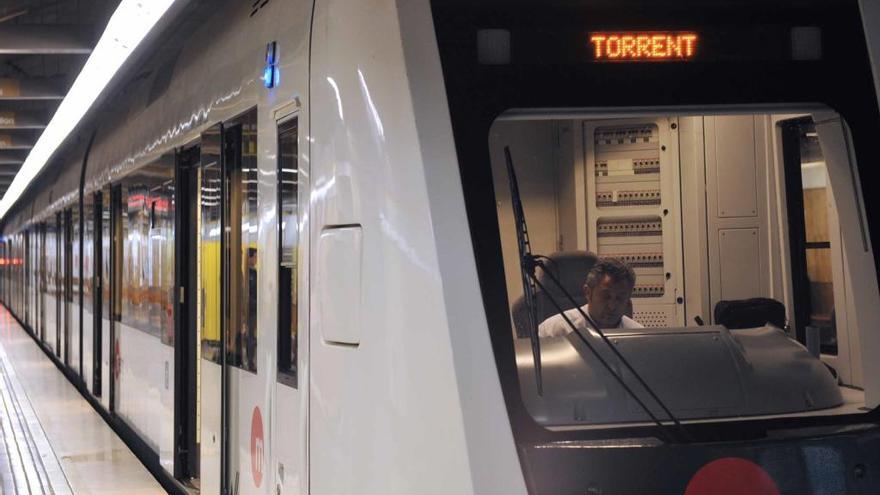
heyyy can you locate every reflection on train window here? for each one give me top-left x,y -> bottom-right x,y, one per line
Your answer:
277,116 -> 298,386
101,188 -> 111,322
63,208 -> 72,365
120,159 -> 176,346
52,212 -> 61,355
71,205 -> 81,371
38,223 -> 46,340
226,110 -> 259,373
64,209 -> 72,306
83,195 -> 95,316
489,112 -> 870,428
198,145 -> 222,364
83,195 -> 95,386
782,119 -> 838,355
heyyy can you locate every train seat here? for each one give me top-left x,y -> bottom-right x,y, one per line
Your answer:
511,251 -> 636,337
511,250 -> 596,338
713,297 -> 787,330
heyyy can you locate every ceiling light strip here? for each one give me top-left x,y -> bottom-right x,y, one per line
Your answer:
0,0 -> 177,220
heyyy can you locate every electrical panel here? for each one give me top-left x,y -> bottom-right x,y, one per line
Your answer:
587,121 -> 683,327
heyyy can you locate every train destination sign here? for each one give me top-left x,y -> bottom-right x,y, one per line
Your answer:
589,32 -> 699,61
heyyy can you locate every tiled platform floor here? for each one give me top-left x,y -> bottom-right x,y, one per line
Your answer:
0,307 -> 164,494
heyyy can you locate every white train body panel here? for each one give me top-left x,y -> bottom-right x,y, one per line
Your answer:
308,1 -> 524,494
3,1 -> 880,494
117,321 -> 175,470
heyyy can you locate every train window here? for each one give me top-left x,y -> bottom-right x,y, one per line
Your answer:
199,130 -> 222,365
226,110 -> 259,373
63,208 -> 73,366
72,204 -> 82,373
101,189 -> 111,323
781,119 -> 838,355
39,223 -> 46,341
111,187 -> 123,324
121,185 -> 146,334
487,111 -> 875,429
83,195 -> 95,386
23,228 -> 29,326
277,115 -> 299,387
84,197 -> 95,317
120,160 -> 176,345
53,212 -> 62,356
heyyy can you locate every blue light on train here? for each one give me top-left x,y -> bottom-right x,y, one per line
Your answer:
263,66 -> 277,88
266,41 -> 277,64
264,41 -> 278,88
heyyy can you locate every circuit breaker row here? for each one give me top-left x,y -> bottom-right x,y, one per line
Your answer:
595,159 -> 661,177
596,189 -> 662,207
594,127 -> 656,147
631,284 -> 665,298
596,218 -> 663,237
602,252 -> 664,268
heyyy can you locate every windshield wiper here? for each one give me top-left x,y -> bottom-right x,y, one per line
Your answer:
505,146 -> 544,395
504,146 -> 691,443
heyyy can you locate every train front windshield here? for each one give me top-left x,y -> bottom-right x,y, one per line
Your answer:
491,111 -> 869,429
430,0 -> 880,440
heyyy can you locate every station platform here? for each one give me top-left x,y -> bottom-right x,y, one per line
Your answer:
0,307 -> 164,494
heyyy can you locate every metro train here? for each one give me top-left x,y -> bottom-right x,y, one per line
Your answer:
1,0 -> 880,494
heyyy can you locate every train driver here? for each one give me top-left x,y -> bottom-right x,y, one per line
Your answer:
538,258 -> 643,337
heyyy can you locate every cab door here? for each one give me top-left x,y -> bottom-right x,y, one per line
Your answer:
806,111 -> 880,406
273,108 -> 309,495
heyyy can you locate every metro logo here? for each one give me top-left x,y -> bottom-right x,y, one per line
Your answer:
590,32 -> 698,61
250,406 -> 264,488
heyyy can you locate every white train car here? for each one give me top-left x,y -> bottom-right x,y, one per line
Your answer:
0,0 -> 880,494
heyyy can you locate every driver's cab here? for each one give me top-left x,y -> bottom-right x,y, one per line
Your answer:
491,109 -> 878,429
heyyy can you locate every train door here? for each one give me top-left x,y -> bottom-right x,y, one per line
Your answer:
54,212 -> 61,356
196,109 -> 265,494
223,109 -> 263,495
34,229 -> 39,332
63,208 -> 71,366
176,145 -> 201,487
39,223 -> 46,342
781,115 -> 868,388
273,109 -> 308,495
34,228 -> 40,338
99,187 -> 112,409
197,124 -> 224,494
71,204 -> 82,378
94,192 -> 102,397
24,228 -> 29,328
109,185 -> 123,412
25,230 -> 31,331
35,228 -> 40,335
27,229 -> 34,333
83,193 -> 96,393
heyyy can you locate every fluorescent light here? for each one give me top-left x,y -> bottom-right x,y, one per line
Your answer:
0,0 -> 178,221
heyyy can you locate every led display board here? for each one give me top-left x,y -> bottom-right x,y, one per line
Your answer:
501,26 -> 813,65
589,32 -> 698,61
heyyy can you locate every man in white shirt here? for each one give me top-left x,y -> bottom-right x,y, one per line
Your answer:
538,257 -> 643,337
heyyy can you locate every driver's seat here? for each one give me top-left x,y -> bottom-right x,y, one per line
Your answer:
510,251 -> 597,338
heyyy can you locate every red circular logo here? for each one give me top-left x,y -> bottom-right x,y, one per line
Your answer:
250,406 -> 264,488
685,457 -> 780,495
